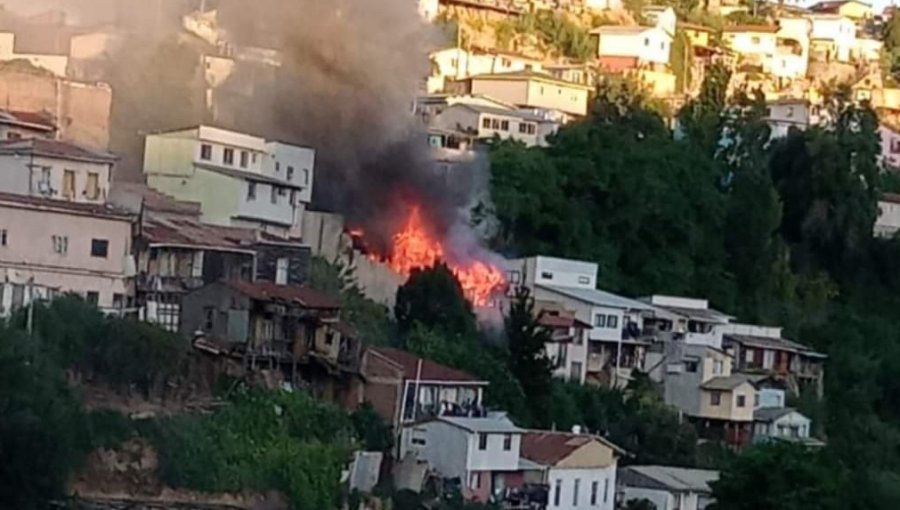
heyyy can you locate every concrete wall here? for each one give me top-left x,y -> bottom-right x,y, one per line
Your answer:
147,167 -> 241,228
265,142 -> 315,204
597,28 -> 671,65
550,465 -> 616,510
0,154 -> 112,204
401,420 -> 469,480
876,199 -> 900,237
724,31 -> 777,57
470,79 -> 530,107
699,382 -> 755,422
0,202 -> 131,310
524,79 -> 589,117
810,16 -> 856,62
0,70 -> 111,150
467,430 -> 521,472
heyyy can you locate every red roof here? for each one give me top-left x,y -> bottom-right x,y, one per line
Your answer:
521,430 -> 625,465
0,191 -> 133,220
372,347 -> 486,384
0,138 -> 115,163
538,311 -> 592,330
224,281 -> 341,309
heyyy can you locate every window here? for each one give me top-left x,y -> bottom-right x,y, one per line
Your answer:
500,120 -> 509,131
491,118 -> 501,129
713,359 -> 724,375
271,186 -> 278,204
607,315 -> 618,329
200,143 -> 212,160
470,472 -> 481,489
287,166 -> 295,181
891,139 -> 900,154
508,270 -> 522,284
86,172 -> 100,200
252,153 -> 258,164
223,148 -> 234,165
0,229 -> 6,246
710,391 -> 722,406
554,479 -> 562,507
478,433 -> 488,450
570,362 -> 582,381
577,276 -> 590,284
572,478 -> 580,506
737,394 -> 747,408
594,314 -> 606,328
52,235 -> 68,255
540,271 -> 553,279
644,37 -> 650,46
518,122 -> 528,134
86,291 -> 99,306
302,168 -> 309,185
752,36 -> 761,44
604,478 -> 609,503
275,161 -> 281,172
7,131 -> 20,140
483,117 -> 491,129
503,433 -> 512,451
204,307 -> 215,330
755,394 -> 760,407
276,257 -> 289,285
411,428 -> 427,446
685,360 -> 699,373
240,151 -> 249,168
590,481 -> 599,506
247,182 -> 257,200
63,170 -> 75,198
90,239 -> 109,258
113,293 -> 124,310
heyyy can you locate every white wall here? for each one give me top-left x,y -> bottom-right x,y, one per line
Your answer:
467,430 -> 521,472
235,178 -> 295,227
810,16 -> 856,62
0,154 -> 112,204
723,31 -> 777,57
549,466 -> 616,510
527,256 -> 598,289
265,142 -> 315,204
597,28 -> 671,65
876,200 -> 900,237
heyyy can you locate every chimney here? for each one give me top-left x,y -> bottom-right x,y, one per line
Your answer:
571,425 -> 582,435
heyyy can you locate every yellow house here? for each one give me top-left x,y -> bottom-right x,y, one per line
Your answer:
681,23 -> 716,49
809,0 -> 873,20
629,69 -> 677,97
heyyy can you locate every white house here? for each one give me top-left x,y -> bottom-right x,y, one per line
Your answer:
461,71 -> 592,118
640,295 -> 733,348
427,47 -> 543,93
537,309 -> 592,382
753,407 -> 821,445
400,414 -> 524,504
875,193 -> 900,237
591,25 -> 672,71
143,125 -> 314,238
430,102 -> 559,147
765,99 -> 823,138
0,138 -> 116,204
642,6 -> 678,35
521,430 -> 624,510
879,125 -> 900,169
618,465 -> 719,510
808,14 -> 857,62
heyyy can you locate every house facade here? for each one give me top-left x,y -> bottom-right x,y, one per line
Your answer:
0,193 -> 133,315
592,25 -> 672,71
431,102 -> 559,147
640,295 -> 733,348
0,138 -> 115,204
0,109 -> 56,141
765,99 -> 822,138
753,407 -> 818,445
876,193 -> 900,237
537,309 -> 592,383
808,15 -> 857,62
427,47 -> 543,93
143,126 -> 314,237
618,466 -> 719,510
521,430 -> 622,510
460,71 -> 592,118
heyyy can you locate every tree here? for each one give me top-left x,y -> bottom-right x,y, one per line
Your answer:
710,443 -> 842,510
351,403 -> 394,452
395,263 -> 476,337
623,499 -> 657,510
504,287 -> 554,408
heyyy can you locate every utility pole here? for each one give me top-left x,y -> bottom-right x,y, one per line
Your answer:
26,277 -> 34,337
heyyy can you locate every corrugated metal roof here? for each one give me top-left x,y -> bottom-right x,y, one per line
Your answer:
622,465 -> 719,493
439,414 -> 523,434
754,407 -> 803,422
538,285 -> 655,311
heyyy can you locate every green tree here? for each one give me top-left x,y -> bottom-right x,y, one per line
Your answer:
395,263 -> 476,337
351,403 -> 394,452
504,287 -> 554,408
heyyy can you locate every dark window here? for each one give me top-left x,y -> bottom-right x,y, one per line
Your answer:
0,229 -> 6,246
578,276 -> 590,284
86,291 -> 99,305
7,131 -> 21,140
503,434 -> 512,451
710,391 -> 722,406
685,360 -> 699,373
275,161 -> 281,172
482,117 -> 491,129
590,481 -> 598,506
540,271 -> 553,279
271,186 -> 278,204
737,395 -> 747,408
500,120 -> 509,131
223,148 -> 234,165
90,239 -> 109,258
554,479 -> 562,507
607,315 -> 619,329
240,151 -> 249,168
200,144 -> 212,160
287,166 -> 294,181
594,314 -> 606,328
478,433 -> 488,450
247,182 -> 257,200
204,307 -> 215,331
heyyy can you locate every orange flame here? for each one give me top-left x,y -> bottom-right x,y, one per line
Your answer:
384,207 -> 506,306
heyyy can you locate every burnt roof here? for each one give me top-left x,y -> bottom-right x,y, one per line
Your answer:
0,109 -> 55,130
224,281 -> 341,309
143,214 -> 255,251
371,347 -> 487,384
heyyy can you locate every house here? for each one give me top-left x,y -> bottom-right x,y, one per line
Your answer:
453,71 -> 592,118
430,102 -> 560,147
640,295 -> 733,348
753,407 -> 821,445
521,430 -> 624,510
808,15 -> 857,62
721,323 -> 826,396
681,23 -> 716,49
427,47 -> 543,93
0,192 -> 133,316
399,413 -> 528,504
642,6 -> 678,35
0,31 -> 69,77
591,25 -> 672,71
876,193 -> 900,237
0,109 -> 56,140
853,37 -> 883,61
809,0 -> 873,21
363,347 -> 488,432
618,465 -> 719,510
0,138 -> 116,204
536,308 -> 592,382
721,25 -> 782,74
143,125 -> 315,238
765,99 -> 823,137
881,125 -> 900,169
657,342 -> 756,447
543,63 -> 596,87
179,280 -> 361,405
507,256 -> 657,387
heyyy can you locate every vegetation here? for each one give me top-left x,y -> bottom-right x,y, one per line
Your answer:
495,12 -> 594,60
